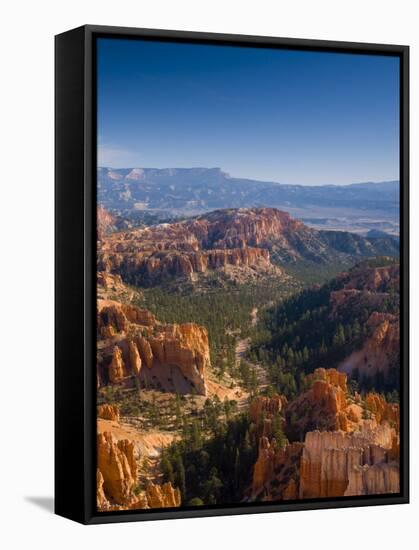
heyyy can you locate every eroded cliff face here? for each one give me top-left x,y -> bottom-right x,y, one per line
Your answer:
96,431 -> 181,511
326,264 -> 401,384
97,209 -> 286,286
338,311 -> 400,382
98,300 -> 157,336
97,206 -> 117,239
344,462 -> 400,496
100,244 -> 279,287
97,432 -> 138,505
97,208 -> 324,287
96,469 -> 109,510
249,395 -> 287,439
97,299 -> 210,396
365,392 -> 400,428
97,271 -> 124,292
338,264 -> 400,294
98,208 -> 397,288
145,482 -> 181,508
285,368 -> 352,438
249,395 -> 285,422
250,369 -> 400,502
97,404 -> 120,422
184,208 -> 305,250
299,424 -> 399,498
330,264 -> 399,316
251,436 -> 304,499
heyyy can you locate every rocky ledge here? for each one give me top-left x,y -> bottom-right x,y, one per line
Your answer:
249,368 -> 400,501
97,299 -> 210,396
97,431 -> 181,511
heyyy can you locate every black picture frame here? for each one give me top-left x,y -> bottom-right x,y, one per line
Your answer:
55,24 -> 409,525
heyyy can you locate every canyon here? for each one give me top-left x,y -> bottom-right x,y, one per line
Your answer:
332,264 -> 400,385
95,206 -> 401,512
250,369 -> 400,501
97,207 -> 398,288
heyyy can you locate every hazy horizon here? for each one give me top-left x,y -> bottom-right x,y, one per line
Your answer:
97,165 -> 398,188
97,39 -> 400,186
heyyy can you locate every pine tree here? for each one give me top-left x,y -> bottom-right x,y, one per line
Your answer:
190,419 -> 203,451
286,347 -> 295,367
333,324 -> 346,347
161,454 -> 175,485
176,455 -> 186,499
353,319 -> 361,339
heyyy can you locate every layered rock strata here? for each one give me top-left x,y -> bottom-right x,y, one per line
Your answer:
97,404 -> 120,422
96,431 -> 181,511
249,395 -> 287,439
251,436 -> 304,499
145,482 -> 181,508
338,312 -> 400,382
97,299 -> 210,396
250,369 -> 400,502
285,368 -> 353,437
327,264 -> 401,383
97,208 -> 308,286
98,208 -> 398,287
299,425 -> 399,498
97,432 -> 138,504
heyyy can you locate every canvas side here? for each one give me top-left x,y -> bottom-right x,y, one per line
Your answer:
55,25 -> 87,524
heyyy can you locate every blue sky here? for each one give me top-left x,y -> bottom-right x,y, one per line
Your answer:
97,38 -> 399,186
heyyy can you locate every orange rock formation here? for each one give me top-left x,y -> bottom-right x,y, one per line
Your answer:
97,404 -> 120,422
97,432 -> 138,504
97,208 -> 300,286
338,312 -> 400,382
251,369 -> 400,502
327,264 -> 400,384
345,462 -> 400,496
145,482 -> 181,508
97,206 -> 116,239
249,395 -> 284,422
97,299 -> 210,395
285,368 -> 351,436
299,425 -> 399,498
251,436 -> 304,499
249,395 -> 287,438
365,392 -> 400,428
96,469 -> 110,510
96,431 -> 182,511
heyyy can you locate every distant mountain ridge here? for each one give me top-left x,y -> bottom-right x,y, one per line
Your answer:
97,167 -> 399,216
